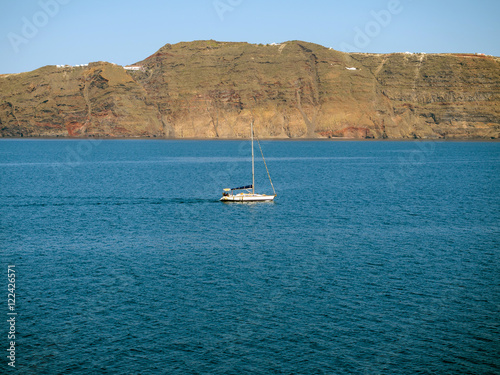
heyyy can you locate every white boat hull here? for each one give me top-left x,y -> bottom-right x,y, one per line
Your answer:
220,121 -> 276,202
220,193 -> 275,202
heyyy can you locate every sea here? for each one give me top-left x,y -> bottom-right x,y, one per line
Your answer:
1,139 -> 499,374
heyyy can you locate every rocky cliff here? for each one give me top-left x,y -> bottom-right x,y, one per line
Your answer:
1,40 -> 499,139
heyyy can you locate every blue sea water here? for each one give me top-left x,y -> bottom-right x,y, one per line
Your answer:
0,139 -> 499,374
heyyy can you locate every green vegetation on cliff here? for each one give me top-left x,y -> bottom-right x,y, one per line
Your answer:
1,40 -> 499,139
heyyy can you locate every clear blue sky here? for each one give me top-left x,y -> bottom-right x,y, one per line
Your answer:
1,0 -> 499,74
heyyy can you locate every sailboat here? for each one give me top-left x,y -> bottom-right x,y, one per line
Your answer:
220,122 -> 276,202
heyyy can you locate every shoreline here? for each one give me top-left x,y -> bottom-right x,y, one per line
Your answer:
0,136 -> 498,142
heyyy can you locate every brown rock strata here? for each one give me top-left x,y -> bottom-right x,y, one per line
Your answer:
0,40 -> 499,139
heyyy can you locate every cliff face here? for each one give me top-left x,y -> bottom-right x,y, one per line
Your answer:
1,40 -> 499,139
0,63 -> 162,137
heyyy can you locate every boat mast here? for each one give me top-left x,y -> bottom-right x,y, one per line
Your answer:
251,121 -> 255,194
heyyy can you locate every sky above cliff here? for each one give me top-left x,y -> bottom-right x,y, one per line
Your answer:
1,0 -> 499,74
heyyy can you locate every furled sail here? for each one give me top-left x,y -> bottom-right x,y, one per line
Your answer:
231,185 -> 253,191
